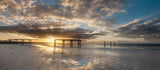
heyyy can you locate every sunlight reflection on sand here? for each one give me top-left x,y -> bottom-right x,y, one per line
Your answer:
0,44 -> 160,70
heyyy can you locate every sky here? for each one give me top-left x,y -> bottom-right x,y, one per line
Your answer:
0,0 -> 160,44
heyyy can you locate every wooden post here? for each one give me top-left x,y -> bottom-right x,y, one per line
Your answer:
70,40 -> 73,48
62,40 -> 65,54
54,40 -> 56,47
78,40 -> 79,48
78,40 -> 81,48
54,40 -> 56,53
104,41 -> 106,48
80,40 -> 81,48
62,40 -> 65,48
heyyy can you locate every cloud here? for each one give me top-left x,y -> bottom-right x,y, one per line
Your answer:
0,0 -> 20,9
0,4 -> 7,10
0,0 -> 128,30
0,0 -> 129,39
60,0 -> 127,17
112,18 -> 160,40
0,22 -> 106,39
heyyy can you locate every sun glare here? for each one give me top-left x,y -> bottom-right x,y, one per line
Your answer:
34,44 -> 55,52
45,36 -> 55,43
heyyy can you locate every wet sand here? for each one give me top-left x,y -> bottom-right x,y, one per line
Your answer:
0,44 -> 160,70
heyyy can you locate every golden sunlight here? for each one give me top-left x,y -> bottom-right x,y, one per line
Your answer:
34,44 -> 54,52
45,36 -> 55,43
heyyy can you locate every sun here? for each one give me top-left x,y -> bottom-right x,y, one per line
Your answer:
45,36 -> 55,43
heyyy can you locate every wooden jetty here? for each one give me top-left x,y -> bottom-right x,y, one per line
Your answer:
0,39 -> 82,48
0,39 -> 37,44
104,41 -> 117,48
54,39 -> 82,48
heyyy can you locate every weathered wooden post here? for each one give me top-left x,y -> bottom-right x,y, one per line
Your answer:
78,40 -> 79,48
104,41 -> 106,48
70,40 -> 73,48
78,40 -> 81,48
62,40 -> 65,48
62,40 -> 65,54
54,40 -> 56,47
80,40 -> 81,48
110,42 -> 112,46
54,40 -> 56,53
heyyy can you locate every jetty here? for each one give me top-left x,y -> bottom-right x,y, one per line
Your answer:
54,39 -> 82,48
0,39 -> 82,48
0,39 -> 37,44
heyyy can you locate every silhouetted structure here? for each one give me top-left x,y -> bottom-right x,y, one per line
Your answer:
0,39 -> 37,44
104,41 -> 117,48
104,41 -> 106,48
54,39 -> 82,48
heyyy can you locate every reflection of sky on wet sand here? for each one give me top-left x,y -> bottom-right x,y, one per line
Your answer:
0,44 -> 160,70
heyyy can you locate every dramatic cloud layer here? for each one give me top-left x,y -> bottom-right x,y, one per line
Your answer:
112,18 -> 160,40
0,0 -> 128,39
0,0 -> 128,28
0,22 -> 106,39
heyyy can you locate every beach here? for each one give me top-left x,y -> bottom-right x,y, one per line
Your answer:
0,44 -> 160,70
